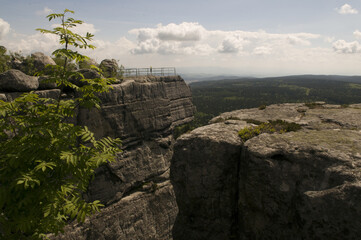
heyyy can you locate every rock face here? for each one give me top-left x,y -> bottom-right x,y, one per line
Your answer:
55,181 -> 177,240
31,52 -> 56,71
171,103 -> 361,240
99,59 -> 118,78
68,69 -> 102,87
0,69 -> 39,91
52,75 -> 195,239
0,74 -> 194,239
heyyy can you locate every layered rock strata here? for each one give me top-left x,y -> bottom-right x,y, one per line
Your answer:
171,103 -> 361,240
1,75 -> 195,239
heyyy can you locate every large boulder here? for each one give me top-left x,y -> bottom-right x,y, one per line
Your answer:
0,69 -> 39,92
77,68 -> 101,79
31,52 -> 56,71
99,59 -> 118,78
68,69 -> 102,87
78,58 -> 99,69
171,103 -> 361,240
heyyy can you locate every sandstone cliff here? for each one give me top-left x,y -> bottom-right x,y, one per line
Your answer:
1,75 -> 195,239
58,76 -> 194,239
171,103 -> 361,240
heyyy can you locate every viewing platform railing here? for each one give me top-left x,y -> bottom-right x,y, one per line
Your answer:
123,67 -> 176,77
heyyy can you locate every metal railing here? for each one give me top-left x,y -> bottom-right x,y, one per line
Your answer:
123,67 -> 176,77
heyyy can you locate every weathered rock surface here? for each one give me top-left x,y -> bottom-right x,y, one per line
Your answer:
171,103 -> 361,240
1,74 -> 194,239
99,59 -> 118,78
78,76 -> 195,143
68,68 -> 102,87
31,52 -> 56,71
53,75 -> 194,239
53,181 -> 177,240
0,69 -> 39,91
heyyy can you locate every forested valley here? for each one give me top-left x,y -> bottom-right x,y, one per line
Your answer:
183,75 -> 361,130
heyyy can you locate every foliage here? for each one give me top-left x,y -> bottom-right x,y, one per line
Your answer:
212,117 -> 225,123
0,45 -> 10,73
190,77 -> 361,120
305,102 -> 324,109
238,122 -> 275,142
173,112 -> 214,139
268,119 -> 302,132
8,52 -> 41,76
258,104 -> 266,110
238,120 -> 301,142
225,116 -> 240,120
52,56 -> 77,71
78,58 -> 98,70
0,94 -> 120,239
173,124 -> 193,139
242,119 -> 263,125
0,9 -> 121,239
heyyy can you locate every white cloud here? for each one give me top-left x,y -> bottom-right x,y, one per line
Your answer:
129,22 -> 320,56
5,32 -> 58,55
4,20 -> 361,76
74,23 -> 98,35
1,22 -> 99,56
157,22 -> 205,41
332,40 -> 361,53
36,7 -> 53,16
129,22 -> 208,54
83,37 -> 136,61
0,18 -> 10,40
218,34 -> 249,53
337,4 -> 358,15
325,36 -> 335,43
253,46 -> 272,55
130,22 -> 205,42
353,30 -> 361,39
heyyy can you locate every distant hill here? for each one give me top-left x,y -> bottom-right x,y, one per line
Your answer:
189,75 -> 361,125
180,73 -> 252,83
182,74 -> 361,84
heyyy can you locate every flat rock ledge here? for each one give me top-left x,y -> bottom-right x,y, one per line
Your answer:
171,103 -> 361,240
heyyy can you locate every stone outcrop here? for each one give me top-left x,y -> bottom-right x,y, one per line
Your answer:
55,75 -> 194,239
31,52 -> 56,71
0,69 -> 39,91
0,74 -> 194,239
171,103 -> 361,239
68,68 -> 102,87
54,181 -> 177,240
99,59 -> 118,78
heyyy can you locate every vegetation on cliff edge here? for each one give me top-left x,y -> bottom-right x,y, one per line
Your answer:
238,120 -> 302,142
0,9 -> 121,239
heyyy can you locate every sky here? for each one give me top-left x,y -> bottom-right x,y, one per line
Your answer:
1,0 -> 361,77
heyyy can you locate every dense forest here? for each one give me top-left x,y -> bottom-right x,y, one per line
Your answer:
187,75 -> 361,127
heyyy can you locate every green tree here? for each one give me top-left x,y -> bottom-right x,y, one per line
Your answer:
0,45 -> 10,73
0,9 -> 121,239
52,55 -> 77,71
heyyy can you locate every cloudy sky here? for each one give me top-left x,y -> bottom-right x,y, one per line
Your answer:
1,0 -> 361,76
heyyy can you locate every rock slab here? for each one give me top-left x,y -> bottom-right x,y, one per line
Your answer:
0,69 -> 39,91
171,103 -> 361,240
